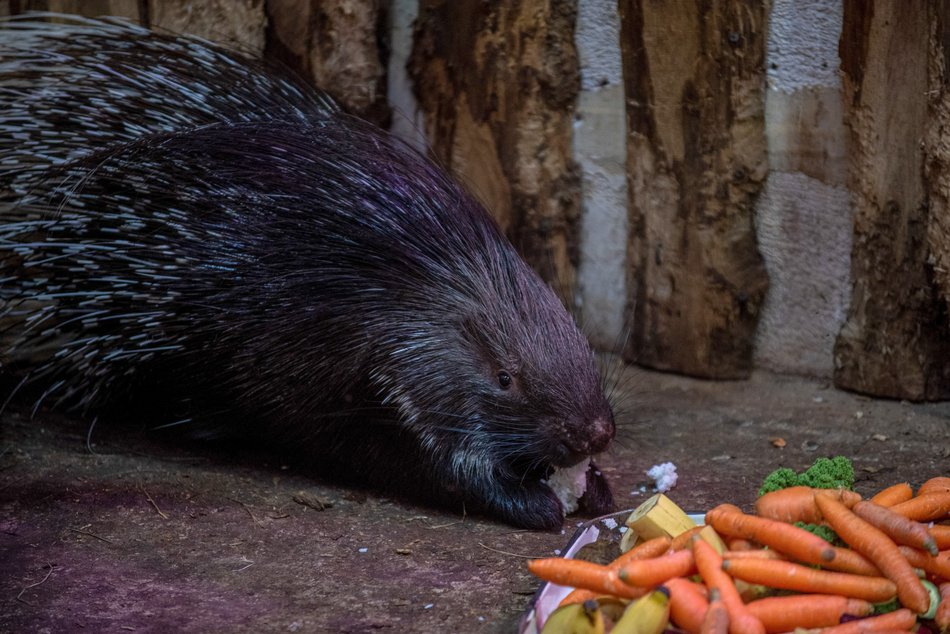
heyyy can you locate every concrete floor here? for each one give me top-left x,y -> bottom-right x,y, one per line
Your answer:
1,365 -> 949,633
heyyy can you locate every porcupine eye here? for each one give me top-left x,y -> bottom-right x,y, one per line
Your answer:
496,371 -> 513,390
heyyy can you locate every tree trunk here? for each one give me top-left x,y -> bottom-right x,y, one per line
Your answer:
264,0 -> 389,126
927,4 -> 950,328
409,0 -> 582,305
617,0 -> 770,379
834,0 -> 950,401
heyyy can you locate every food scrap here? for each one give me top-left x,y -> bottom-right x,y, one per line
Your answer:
527,457 -> 950,633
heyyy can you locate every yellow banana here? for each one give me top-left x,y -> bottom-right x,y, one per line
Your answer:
540,599 -> 605,634
610,588 -> 670,634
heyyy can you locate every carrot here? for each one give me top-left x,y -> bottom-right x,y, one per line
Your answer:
852,500 -> 939,555
936,581 -> 950,633
818,608 -> 916,634
666,576 -> 710,634
815,493 -> 930,614
610,535 -> 673,569
700,588 -> 729,634
705,504 -> 836,565
889,492 -> 950,522
933,524 -> 950,550
871,483 -> 914,507
821,546 -> 882,577
671,526 -> 705,551
618,548 -> 695,587
526,557 -> 646,599
557,587 -> 599,607
919,477 -> 950,497
720,549 -> 785,560
744,594 -> 873,633
754,486 -> 861,524
898,545 -> 950,581
693,538 -> 765,634
721,557 -> 897,602
727,539 -> 757,552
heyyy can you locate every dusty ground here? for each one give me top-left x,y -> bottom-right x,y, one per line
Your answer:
1,365 -> 949,633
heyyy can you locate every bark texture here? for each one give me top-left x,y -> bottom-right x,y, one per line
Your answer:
928,5 -> 950,324
617,0 -> 770,379
835,0 -> 950,401
409,0 -> 582,305
264,0 -> 389,125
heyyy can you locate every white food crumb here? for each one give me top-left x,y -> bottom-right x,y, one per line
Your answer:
618,526 -> 628,534
424,603 -> 434,610
601,518 -> 618,530
545,459 -> 591,515
647,462 -> 678,492
358,547 -> 368,553
553,549 -> 561,556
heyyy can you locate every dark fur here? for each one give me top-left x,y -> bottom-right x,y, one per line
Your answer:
0,15 -> 614,528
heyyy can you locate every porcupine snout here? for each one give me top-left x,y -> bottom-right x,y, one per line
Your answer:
555,412 -> 615,466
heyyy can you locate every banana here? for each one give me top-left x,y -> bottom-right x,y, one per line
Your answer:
540,599 -> 605,634
625,494 -> 697,543
610,588 -> 670,634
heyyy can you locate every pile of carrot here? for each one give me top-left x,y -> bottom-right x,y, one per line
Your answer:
527,476 -> 950,633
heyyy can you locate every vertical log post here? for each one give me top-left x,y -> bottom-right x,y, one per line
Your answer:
409,0 -> 583,305
835,0 -> 950,401
617,0 -> 770,379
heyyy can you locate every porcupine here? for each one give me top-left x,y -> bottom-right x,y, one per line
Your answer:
0,14 -> 615,529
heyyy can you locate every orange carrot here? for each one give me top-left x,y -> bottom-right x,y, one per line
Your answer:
919,477 -> 950,497
754,486 -> 861,524
700,588 -> 729,634
610,535 -> 673,569
666,576 -> 710,634
721,557 -> 897,603
705,504 -> 836,565
720,549 -> 785,560
527,558 -> 645,599
618,548 -> 695,587
671,526 -> 705,551
818,608 -> 916,634
871,483 -> 914,507
727,539 -> 757,552
744,594 -> 873,633
557,587 -> 600,607
822,546 -> 882,577
815,493 -> 930,614
852,500 -> 939,555
933,524 -> 950,550
936,581 -> 950,633
889,492 -> 950,522
693,538 -> 765,634
898,545 -> 950,581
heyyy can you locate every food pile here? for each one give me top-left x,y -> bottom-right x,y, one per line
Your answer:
527,458 -> 950,633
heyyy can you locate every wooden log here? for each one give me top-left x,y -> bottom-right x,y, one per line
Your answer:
409,0 -> 582,305
617,0 -> 769,379
927,4 -> 950,329
150,0 -> 267,54
834,0 -> 950,401
264,0 -> 389,125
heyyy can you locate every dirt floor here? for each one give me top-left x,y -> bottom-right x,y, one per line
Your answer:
1,364 -> 949,633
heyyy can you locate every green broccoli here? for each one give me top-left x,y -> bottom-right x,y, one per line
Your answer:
798,456 -> 854,490
758,456 -> 855,497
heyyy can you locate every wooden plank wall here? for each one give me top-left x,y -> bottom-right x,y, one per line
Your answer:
4,1 -> 950,400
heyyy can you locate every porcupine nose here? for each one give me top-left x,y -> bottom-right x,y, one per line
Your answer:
563,416 -> 614,461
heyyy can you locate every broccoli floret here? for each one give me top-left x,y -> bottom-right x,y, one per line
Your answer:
758,468 -> 800,496
794,522 -> 840,545
871,597 -> 900,615
798,456 -> 854,490
758,456 -> 855,497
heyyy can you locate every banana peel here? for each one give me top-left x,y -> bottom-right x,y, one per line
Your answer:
541,599 -> 605,634
611,588 -> 670,634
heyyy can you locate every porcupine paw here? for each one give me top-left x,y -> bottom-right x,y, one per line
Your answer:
579,459 -> 614,516
489,479 -> 565,530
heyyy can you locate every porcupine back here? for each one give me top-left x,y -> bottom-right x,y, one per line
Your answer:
0,15 -> 615,528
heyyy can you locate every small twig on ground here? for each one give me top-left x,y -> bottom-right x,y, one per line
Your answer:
477,542 -> 542,559
227,496 -> 262,526
68,527 -> 113,544
140,485 -> 168,519
16,563 -> 55,606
